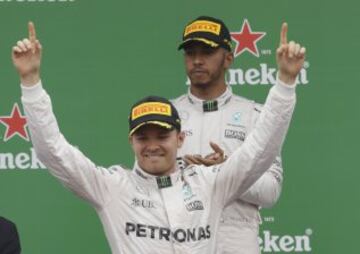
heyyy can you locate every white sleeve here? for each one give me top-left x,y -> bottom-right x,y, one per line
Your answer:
240,156 -> 283,208
238,100 -> 284,208
21,81 -> 122,209
213,80 -> 296,207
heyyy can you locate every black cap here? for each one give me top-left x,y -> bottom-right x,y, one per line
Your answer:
129,96 -> 181,136
178,16 -> 232,51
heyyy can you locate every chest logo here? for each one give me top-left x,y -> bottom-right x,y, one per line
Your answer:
185,200 -> 204,211
232,112 -> 241,124
131,198 -> 155,209
225,129 -> 246,141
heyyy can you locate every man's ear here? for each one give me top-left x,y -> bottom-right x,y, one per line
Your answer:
224,50 -> 234,69
177,131 -> 186,148
129,135 -> 133,146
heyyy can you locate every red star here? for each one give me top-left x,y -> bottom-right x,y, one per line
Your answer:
0,103 -> 29,142
231,19 -> 266,57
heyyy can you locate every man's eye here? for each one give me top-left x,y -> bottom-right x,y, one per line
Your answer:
203,49 -> 215,55
159,135 -> 169,139
135,136 -> 146,141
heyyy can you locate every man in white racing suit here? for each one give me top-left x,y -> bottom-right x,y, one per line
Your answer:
12,22 -> 304,253
173,16 -> 305,253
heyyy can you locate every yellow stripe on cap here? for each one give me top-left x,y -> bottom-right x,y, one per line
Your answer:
132,102 -> 171,120
182,37 -> 219,48
129,121 -> 173,136
184,20 -> 221,36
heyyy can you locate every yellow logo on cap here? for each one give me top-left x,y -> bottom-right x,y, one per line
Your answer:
184,20 -> 221,36
132,102 -> 171,120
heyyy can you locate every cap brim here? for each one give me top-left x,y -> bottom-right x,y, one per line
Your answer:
129,121 -> 174,136
178,37 -> 220,50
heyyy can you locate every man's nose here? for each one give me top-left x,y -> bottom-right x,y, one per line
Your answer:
145,139 -> 161,151
193,53 -> 204,65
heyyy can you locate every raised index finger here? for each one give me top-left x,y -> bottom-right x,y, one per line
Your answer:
280,22 -> 288,46
28,21 -> 36,43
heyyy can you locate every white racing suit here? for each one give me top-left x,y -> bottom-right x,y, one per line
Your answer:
21,81 -> 295,254
173,84 -> 286,254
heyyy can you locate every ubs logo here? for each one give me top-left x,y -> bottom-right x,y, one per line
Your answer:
131,198 -> 155,209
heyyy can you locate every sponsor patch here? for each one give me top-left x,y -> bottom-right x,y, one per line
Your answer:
185,200 -> 204,211
224,129 -> 246,141
131,198 -> 155,209
156,175 -> 172,188
125,222 -> 211,242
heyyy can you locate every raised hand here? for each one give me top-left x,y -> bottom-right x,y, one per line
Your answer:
276,23 -> 306,85
12,22 -> 42,86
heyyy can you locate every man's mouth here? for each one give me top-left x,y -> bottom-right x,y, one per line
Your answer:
144,154 -> 164,158
191,69 -> 207,75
